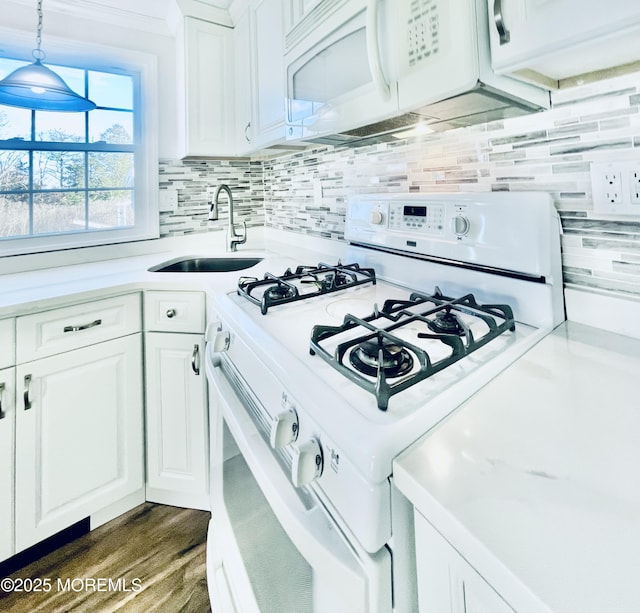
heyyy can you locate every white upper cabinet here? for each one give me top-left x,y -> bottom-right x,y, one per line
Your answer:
233,0 -> 287,153
249,0 -> 286,148
176,16 -> 236,157
234,8 -> 254,155
488,0 -> 640,87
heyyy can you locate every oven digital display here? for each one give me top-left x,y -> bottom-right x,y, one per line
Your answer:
404,205 -> 427,217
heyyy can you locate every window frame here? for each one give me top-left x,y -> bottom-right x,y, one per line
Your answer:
0,27 -> 159,258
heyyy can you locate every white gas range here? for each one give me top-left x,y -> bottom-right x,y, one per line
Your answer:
205,192 -> 564,613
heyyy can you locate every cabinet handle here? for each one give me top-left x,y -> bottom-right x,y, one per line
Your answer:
493,0 -> 511,44
245,122 -> 251,143
24,375 -> 32,411
166,309 -> 177,319
63,319 -> 102,333
0,382 -> 5,419
191,344 -> 200,375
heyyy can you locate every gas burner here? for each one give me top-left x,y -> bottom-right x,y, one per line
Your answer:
349,337 -> 414,378
265,284 -> 297,302
333,271 -> 351,287
428,308 -> 466,336
238,262 -> 376,314
310,289 -> 516,411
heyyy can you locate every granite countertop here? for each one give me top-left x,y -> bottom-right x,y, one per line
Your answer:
394,321 -> 640,613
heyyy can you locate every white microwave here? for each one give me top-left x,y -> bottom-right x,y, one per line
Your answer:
284,0 -> 550,144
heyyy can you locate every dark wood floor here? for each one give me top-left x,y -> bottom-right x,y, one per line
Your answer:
0,503 -> 211,613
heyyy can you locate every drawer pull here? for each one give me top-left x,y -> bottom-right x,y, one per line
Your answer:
191,344 -> 200,375
24,375 -> 32,411
0,382 -> 5,419
63,319 -> 102,333
166,309 -> 177,319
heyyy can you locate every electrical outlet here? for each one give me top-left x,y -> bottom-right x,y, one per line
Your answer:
631,165 -> 640,205
591,161 -> 640,215
604,170 -> 622,204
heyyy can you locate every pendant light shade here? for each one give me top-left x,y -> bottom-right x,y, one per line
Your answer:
0,0 -> 96,112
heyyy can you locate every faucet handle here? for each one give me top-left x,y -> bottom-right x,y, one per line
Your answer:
229,221 -> 247,251
235,221 -> 247,243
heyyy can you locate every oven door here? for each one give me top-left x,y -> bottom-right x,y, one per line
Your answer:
205,351 -> 393,613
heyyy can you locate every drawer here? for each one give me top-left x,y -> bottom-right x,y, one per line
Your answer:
17,293 -> 142,363
144,291 -> 205,333
0,318 -> 15,369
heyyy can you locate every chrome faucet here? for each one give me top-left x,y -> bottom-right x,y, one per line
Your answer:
212,184 -> 247,252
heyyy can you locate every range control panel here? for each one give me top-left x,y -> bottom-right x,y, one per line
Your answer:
388,202 -> 446,235
344,192 -> 556,278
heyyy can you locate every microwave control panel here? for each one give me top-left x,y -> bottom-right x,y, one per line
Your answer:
407,0 -> 441,68
388,202 -> 445,235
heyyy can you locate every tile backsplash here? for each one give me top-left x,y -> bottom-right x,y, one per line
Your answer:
158,158 -> 264,237
159,71 -> 640,300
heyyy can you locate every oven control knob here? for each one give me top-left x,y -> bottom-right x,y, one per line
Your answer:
370,210 -> 384,225
270,409 -> 299,449
291,438 -> 323,487
453,215 -> 470,237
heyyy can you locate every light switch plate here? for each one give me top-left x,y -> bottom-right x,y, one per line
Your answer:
158,189 -> 178,212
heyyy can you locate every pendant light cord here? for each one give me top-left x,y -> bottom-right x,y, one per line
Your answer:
34,0 -> 45,61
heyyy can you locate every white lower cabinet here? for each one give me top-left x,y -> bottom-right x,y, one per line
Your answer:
143,291 -> 208,510
415,511 -> 514,613
0,366 -> 15,561
14,334 -> 144,552
144,333 -> 208,509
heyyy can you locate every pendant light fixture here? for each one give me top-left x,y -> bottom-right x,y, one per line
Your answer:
0,0 -> 96,112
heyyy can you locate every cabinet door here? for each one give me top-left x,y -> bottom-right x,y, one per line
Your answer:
0,367 -> 15,562
250,0 -> 286,148
488,0 -> 640,82
15,335 -> 143,552
414,512 -> 514,613
235,8 -> 254,155
145,333 -> 208,510
178,17 -> 236,157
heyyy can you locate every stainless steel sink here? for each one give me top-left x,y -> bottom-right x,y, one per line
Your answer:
149,256 -> 263,273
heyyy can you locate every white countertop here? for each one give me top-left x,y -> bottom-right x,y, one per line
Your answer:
0,229 -> 350,318
394,321 -> 640,613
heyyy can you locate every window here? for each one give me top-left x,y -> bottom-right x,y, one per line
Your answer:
0,50 -> 158,257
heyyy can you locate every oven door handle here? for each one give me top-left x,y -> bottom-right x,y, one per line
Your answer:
207,359 -> 390,603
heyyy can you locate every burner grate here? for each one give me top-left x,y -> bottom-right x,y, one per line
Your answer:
310,287 -> 515,411
237,262 -> 376,314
